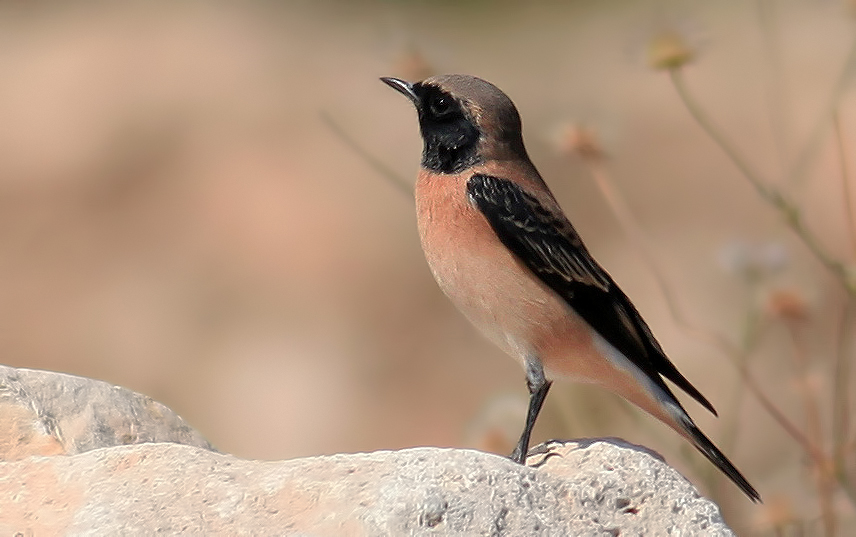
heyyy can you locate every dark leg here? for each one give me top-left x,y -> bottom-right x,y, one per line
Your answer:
510,357 -> 552,464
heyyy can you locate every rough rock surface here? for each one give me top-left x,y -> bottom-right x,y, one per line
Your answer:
0,366 -> 735,535
0,365 -> 214,461
1,440 -> 734,535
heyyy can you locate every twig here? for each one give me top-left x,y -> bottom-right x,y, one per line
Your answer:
833,112 -> 856,256
832,109 -> 856,505
720,334 -> 824,465
719,307 -> 763,497
786,323 -> 836,537
787,35 -> 856,187
320,111 -> 414,198
756,0 -> 791,177
585,162 -> 683,320
579,159 -> 823,463
666,68 -> 856,505
669,68 -> 855,296
832,300 -> 856,506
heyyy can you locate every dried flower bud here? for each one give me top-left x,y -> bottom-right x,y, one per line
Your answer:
765,287 -> 809,322
555,123 -> 607,162
647,30 -> 695,70
394,47 -> 434,82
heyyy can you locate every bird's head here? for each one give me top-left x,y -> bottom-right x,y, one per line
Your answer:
381,74 -> 527,174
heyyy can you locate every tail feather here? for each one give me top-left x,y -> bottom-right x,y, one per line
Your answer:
660,362 -> 718,417
681,416 -> 761,503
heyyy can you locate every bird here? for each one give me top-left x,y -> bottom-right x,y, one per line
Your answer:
380,73 -> 761,502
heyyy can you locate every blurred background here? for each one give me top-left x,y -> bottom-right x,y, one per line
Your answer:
1,0 -> 854,533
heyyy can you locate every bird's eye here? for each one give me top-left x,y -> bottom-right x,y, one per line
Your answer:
428,94 -> 453,117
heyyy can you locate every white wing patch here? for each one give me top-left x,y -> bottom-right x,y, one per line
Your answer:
590,329 -> 690,425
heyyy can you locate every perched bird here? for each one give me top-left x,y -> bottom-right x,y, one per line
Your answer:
381,74 -> 760,502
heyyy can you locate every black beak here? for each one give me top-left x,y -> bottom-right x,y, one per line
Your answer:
380,77 -> 419,105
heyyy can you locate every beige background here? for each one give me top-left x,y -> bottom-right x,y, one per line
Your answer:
1,1 -> 854,533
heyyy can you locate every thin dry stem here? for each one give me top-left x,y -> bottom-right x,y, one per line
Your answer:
786,323 -> 836,536
833,300 -> 856,505
756,0 -> 791,177
787,35 -> 856,188
320,111 -> 414,198
580,159 -> 823,464
669,68 -> 855,296
833,113 -> 856,256
585,162 -> 678,312
719,308 -> 764,497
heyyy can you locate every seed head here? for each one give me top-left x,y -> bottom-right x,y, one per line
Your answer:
647,29 -> 695,70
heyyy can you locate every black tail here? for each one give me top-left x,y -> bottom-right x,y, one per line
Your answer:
682,416 -> 761,502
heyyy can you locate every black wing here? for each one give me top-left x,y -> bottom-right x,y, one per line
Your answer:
466,173 -> 716,416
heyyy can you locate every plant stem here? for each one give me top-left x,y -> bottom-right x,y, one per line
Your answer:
320,111 -> 414,198
581,159 -> 822,463
756,0 -> 791,177
786,323 -> 836,536
668,69 -> 855,296
832,300 -> 856,507
787,35 -> 856,187
833,112 -> 856,256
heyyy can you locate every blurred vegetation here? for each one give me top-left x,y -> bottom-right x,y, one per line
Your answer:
0,0 -> 854,534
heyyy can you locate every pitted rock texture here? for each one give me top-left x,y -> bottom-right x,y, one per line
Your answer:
0,365 -> 214,461
0,440 -> 735,535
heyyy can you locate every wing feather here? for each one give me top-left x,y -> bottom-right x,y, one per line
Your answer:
466,173 -> 716,415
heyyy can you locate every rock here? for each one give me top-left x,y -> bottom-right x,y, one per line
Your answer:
0,365 -> 214,461
0,440 -> 735,535
0,366 -> 734,534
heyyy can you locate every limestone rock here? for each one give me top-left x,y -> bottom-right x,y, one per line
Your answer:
0,365 -> 214,461
1,440 -> 735,535
0,366 -> 734,534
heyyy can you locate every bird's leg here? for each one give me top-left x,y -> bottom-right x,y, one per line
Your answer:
510,357 -> 552,464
